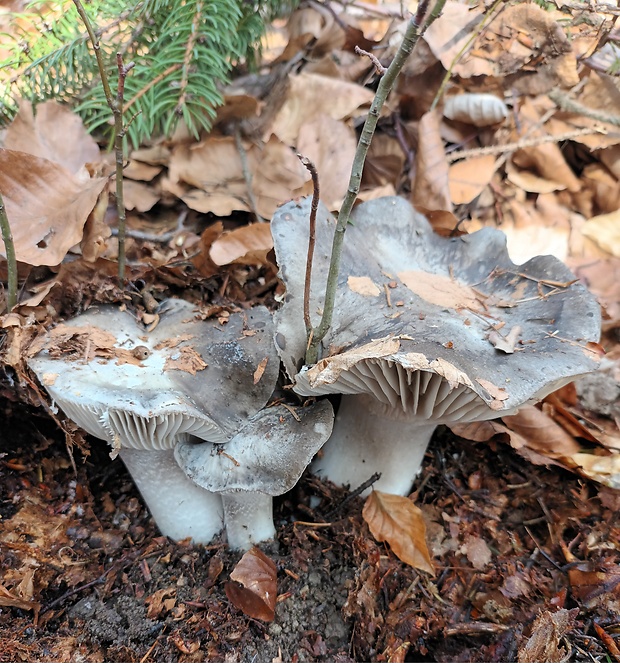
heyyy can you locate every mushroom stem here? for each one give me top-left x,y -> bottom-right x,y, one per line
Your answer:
221,492 -> 276,550
310,395 -> 437,496
120,449 -> 224,543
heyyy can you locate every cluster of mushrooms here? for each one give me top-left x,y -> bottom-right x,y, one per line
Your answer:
29,196 -> 602,550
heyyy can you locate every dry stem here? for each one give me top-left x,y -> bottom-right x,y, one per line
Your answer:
297,154 -> 320,344
0,192 -> 17,310
304,0 -> 446,364
72,0 -> 134,283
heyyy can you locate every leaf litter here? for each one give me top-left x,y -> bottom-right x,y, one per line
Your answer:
1,0 -> 620,660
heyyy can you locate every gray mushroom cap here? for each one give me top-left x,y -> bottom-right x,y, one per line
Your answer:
272,196 -> 601,416
174,400 -> 335,495
28,298 -> 279,447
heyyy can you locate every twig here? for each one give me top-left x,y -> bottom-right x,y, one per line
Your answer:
0,192 -> 17,310
430,0 -> 505,112
234,127 -> 263,223
324,472 -> 381,520
445,127 -> 605,163
355,46 -> 386,74
305,0 -> 446,365
73,0 -> 133,283
548,88 -> 620,127
125,64 -> 181,112
297,154 -> 320,345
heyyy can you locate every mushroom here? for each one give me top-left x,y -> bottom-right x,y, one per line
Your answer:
271,196 -> 601,495
27,299 -> 280,543
175,399 -> 334,550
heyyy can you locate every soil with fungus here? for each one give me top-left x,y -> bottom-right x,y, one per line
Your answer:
2,396 -> 619,662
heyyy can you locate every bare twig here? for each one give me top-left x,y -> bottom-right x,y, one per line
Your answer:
72,0 -> 134,283
125,64 -> 181,112
304,0 -> 446,365
355,46 -> 386,75
175,0 -> 202,113
446,127 -> 606,163
0,192 -> 17,311
324,472 -> 382,520
548,88 -> 620,127
297,154 -> 320,345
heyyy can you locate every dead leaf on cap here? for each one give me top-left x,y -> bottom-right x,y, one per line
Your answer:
362,490 -> 435,575
164,346 -> 207,375
347,276 -> 381,297
476,378 -> 509,403
253,357 -> 269,385
488,325 -> 522,354
225,547 -> 277,621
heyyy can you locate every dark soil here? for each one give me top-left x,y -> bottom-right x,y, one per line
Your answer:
1,395 -> 619,662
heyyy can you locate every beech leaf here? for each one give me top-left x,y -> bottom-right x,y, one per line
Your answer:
225,547 -> 277,621
362,490 -> 434,575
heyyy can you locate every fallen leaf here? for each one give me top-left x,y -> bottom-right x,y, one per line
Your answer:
123,180 -> 160,213
362,490 -> 435,575
0,583 -> 40,612
4,99 -> 100,174
398,270 -> 480,311
269,71 -> 373,145
210,223 -> 273,266
488,325 -> 521,354
582,209 -> 620,257
347,276 -> 380,297
449,155 -> 497,204
169,633 -> 200,655
0,148 -> 107,266
411,110 -> 452,211
225,547 -> 277,621
518,609 -> 576,663
461,535 -> 492,570
253,357 -> 269,385
145,587 -> 176,619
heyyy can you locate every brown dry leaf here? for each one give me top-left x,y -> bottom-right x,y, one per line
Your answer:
123,159 -> 162,181
501,405 -> 582,458
398,270 -> 480,311
423,2 -> 489,78
347,276 -> 380,297
0,148 -> 107,266
164,346 -> 207,375
225,547 -> 277,621
210,222 -> 273,266
518,609 -> 576,663
4,99 -> 100,174
582,163 -> 620,214
571,453 -> 620,489
123,180 -> 160,213
170,135 -> 309,218
363,132 -> 406,190
145,587 -> 176,619
253,357 -> 269,385
461,535 -> 492,570
411,110 -> 452,212
80,188 -> 111,262
488,325 -> 521,354
0,583 -> 40,612
192,222 -> 224,278
296,115 -> 357,209
582,209 -> 620,257
506,160 -> 566,195
269,72 -> 374,145
448,155 -> 497,205
363,491 -> 434,575
512,144 -> 580,194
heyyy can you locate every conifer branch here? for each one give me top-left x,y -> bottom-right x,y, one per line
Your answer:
175,0 -> 203,113
0,193 -> 18,311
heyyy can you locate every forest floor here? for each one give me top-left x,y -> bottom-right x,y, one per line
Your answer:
1,0 -> 620,661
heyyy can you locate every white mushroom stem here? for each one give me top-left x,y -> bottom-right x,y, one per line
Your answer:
120,449 -> 224,543
221,492 -> 276,550
310,395 -> 437,496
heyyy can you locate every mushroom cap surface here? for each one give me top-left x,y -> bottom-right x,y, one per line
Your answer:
272,196 -> 601,417
28,299 -> 279,448
175,400 -> 335,495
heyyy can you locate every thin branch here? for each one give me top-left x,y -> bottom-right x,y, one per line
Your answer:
0,192 -> 18,311
355,46 -> 386,75
548,88 -> 620,127
304,0 -> 445,365
73,0 -> 133,284
445,126 -> 606,163
430,0 -> 505,112
297,154 -> 320,344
